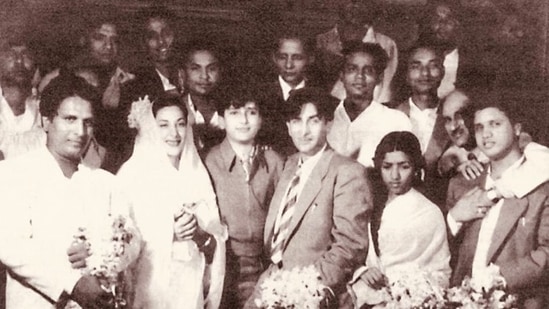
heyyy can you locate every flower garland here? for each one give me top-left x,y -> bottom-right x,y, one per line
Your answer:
66,215 -> 134,309
255,265 -> 328,309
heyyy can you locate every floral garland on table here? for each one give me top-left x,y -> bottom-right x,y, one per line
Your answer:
255,265 -> 329,309
66,215 -> 134,309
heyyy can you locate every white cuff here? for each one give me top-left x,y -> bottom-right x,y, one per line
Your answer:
446,213 -> 463,236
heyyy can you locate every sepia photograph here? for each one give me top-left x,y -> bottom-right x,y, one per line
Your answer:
0,0 -> 548,308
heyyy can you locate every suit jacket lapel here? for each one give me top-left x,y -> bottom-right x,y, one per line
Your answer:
424,113 -> 449,168
283,149 -> 334,246
486,198 -> 528,264
264,154 -> 299,246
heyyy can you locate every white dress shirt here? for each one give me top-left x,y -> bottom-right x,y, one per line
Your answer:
408,98 -> 438,154
156,69 -> 177,91
447,157 -> 524,278
186,94 -> 223,129
438,48 -> 459,99
0,89 -> 44,158
328,100 -> 411,167
273,144 -> 326,233
0,147 -> 140,308
278,75 -> 305,101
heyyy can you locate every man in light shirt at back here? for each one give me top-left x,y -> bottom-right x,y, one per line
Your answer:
327,41 -> 410,168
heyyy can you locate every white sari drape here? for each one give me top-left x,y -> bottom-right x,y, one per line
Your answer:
118,97 -> 227,309
349,189 -> 450,307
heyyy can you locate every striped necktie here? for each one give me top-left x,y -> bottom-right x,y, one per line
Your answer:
270,164 -> 302,265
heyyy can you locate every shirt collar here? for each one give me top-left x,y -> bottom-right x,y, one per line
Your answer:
278,75 -> 306,101
486,155 -> 526,189
299,143 -> 326,170
219,138 -> 267,173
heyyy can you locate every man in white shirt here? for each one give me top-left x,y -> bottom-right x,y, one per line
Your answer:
446,100 -> 549,308
327,42 -> 411,168
0,36 -> 43,159
316,1 -> 398,103
0,75 -> 140,308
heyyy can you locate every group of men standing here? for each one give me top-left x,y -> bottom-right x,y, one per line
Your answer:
0,1 -> 548,309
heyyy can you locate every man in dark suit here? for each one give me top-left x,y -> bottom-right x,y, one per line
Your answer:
259,32 -> 319,157
123,6 -> 180,103
247,88 -> 371,308
388,43 -> 449,207
446,99 -> 549,309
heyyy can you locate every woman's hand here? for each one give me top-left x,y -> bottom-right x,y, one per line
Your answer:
67,242 -> 90,269
173,212 -> 197,241
360,267 -> 387,290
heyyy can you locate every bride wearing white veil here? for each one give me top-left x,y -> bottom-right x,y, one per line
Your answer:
118,95 -> 227,309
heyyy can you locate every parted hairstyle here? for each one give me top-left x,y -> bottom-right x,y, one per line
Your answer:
284,87 -> 338,122
371,131 -> 425,255
152,95 -> 188,120
40,74 -> 100,120
341,41 -> 389,77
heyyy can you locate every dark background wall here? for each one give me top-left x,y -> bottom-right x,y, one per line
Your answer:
1,0 -> 548,143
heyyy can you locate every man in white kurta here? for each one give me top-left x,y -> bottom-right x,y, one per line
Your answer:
0,75 -> 140,308
316,2 -> 398,103
326,42 -> 410,168
0,38 -> 45,159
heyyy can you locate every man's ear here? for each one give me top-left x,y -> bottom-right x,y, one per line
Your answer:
308,55 -> 315,65
41,116 -> 51,132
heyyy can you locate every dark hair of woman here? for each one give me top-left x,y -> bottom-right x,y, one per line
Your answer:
370,131 -> 425,255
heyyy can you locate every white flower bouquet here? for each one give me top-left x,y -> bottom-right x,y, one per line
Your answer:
445,264 -> 517,309
372,266 -> 447,309
255,265 -> 329,309
67,215 -> 135,308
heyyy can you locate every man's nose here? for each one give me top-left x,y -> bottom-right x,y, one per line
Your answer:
285,59 -> 294,70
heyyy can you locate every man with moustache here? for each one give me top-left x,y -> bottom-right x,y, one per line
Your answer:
0,36 -> 43,159
327,41 -> 410,168
0,75 -> 140,309
39,11 -> 135,172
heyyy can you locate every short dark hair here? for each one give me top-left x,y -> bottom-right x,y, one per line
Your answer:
341,41 -> 388,77
272,29 -> 315,56
80,6 -> 120,38
182,39 -> 224,67
40,74 -> 100,120
136,5 -> 177,33
152,95 -> 188,120
285,88 -> 338,122
215,85 -> 264,116
406,43 -> 445,66
473,90 -> 523,125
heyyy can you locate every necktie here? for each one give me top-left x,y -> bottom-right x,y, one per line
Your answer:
270,164 -> 302,265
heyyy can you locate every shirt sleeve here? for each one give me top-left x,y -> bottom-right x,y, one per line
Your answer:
446,213 -> 463,236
